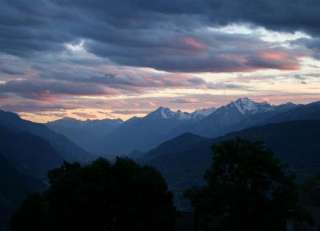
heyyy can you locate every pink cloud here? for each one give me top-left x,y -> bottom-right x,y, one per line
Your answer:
256,51 -> 300,70
181,36 -> 207,52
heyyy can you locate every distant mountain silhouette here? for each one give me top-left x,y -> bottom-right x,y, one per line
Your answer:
0,151 -> 44,203
0,110 -> 95,230
184,98 -> 298,138
47,117 -> 123,155
142,120 -> 320,208
0,110 -> 93,163
268,101 -> 320,123
47,107 -> 207,157
42,98 -> 307,157
101,98 -> 299,156
45,99 -> 320,159
0,126 -> 63,178
102,107 -> 204,156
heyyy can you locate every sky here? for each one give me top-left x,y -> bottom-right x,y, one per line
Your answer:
1,0 -> 320,122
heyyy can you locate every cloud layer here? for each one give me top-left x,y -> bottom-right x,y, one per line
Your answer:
1,0 -> 320,121
0,0 -> 315,70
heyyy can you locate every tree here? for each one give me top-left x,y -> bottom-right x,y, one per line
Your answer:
11,158 -> 176,231
186,138 -> 311,231
302,175 -> 320,207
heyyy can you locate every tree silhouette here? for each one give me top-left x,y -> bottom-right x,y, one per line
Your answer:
302,175 -> 320,207
186,138 -> 311,231
11,158 -> 176,231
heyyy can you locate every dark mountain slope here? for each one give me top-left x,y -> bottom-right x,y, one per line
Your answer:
0,110 -> 92,162
103,108 -> 194,155
0,126 -> 63,178
142,133 -> 208,162
268,101 -> 320,123
141,133 -> 212,191
47,117 -> 123,155
221,120 -> 320,176
0,153 -> 44,231
143,120 -> 320,196
0,153 -> 44,209
189,99 -> 297,138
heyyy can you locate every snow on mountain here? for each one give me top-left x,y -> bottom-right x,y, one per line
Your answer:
148,98 -> 272,121
147,106 -> 218,121
146,98 -> 273,122
191,107 -> 216,119
148,107 -> 192,120
231,97 -> 273,115
101,97 -> 300,155
175,110 -> 192,120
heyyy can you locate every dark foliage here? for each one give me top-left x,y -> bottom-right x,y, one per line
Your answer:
302,176 -> 320,207
11,158 -> 176,231
186,138 -> 312,231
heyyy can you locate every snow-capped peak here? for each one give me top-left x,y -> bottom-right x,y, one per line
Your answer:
175,110 -> 192,120
191,107 -> 216,119
149,107 -> 191,120
158,107 -> 174,119
148,106 -> 218,121
231,98 -> 273,115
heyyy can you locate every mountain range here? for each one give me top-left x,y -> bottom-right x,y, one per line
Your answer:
141,120 -> 320,209
1,97 -> 320,221
0,125 -> 63,179
48,106 -> 218,156
0,110 -> 96,229
0,110 -> 93,163
47,117 -> 123,154
48,98 -> 300,157
140,100 -> 320,187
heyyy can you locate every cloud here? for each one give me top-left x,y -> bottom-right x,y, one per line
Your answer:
111,110 -> 152,115
0,79 -> 112,100
0,67 -> 213,100
1,0 -> 320,121
0,102 -> 75,113
85,73 -> 208,89
85,28 -> 304,72
51,0 -> 320,35
0,0 -> 314,73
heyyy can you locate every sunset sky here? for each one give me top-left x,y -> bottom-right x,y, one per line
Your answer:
1,0 -> 320,122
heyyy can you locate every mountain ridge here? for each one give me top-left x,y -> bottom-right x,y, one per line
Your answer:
141,119 -> 320,210
45,98 -> 305,157
48,117 -> 123,154
0,110 -> 93,163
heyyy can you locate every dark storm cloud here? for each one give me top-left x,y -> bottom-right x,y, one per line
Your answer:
0,54 -> 30,76
53,0 -> 320,34
0,0 -> 70,56
0,66 -> 25,75
295,37 -> 320,59
0,0 -> 318,73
